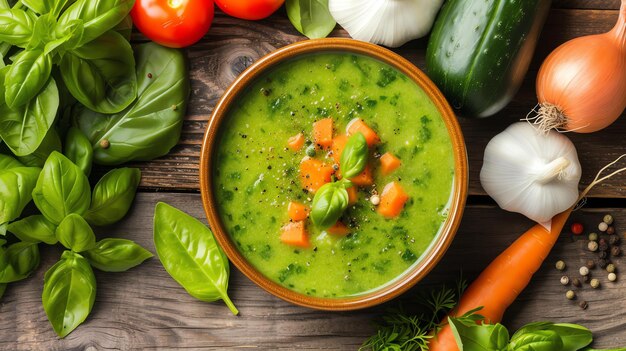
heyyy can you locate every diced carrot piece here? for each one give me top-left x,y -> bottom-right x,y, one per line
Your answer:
380,152 -> 401,175
378,181 -> 409,218
313,118 -> 333,149
347,186 -> 358,205
349,165 -> 374,186
299,157 -> 334,193
331,134 -> 348,164
346,118 -> 380,146
287,133 -> 305,151
288,201 -> 309,221
327,222 -> 351,236
280,221 -> 310,248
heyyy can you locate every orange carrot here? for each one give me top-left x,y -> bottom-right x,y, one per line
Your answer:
280,221 -> 310,248
377,181 -> 409,218
299,157 -> 334,193
349,165 -> 374,186
287,201 -> 309,221
347,186 -> 358,205
327,222 -> 351,236
331,134 -> 348,164
313,118 -> 333,149
347,118 -> 380,146
380,152 -> 401,175
428,209 -> 572,351
287,133 -> 305,151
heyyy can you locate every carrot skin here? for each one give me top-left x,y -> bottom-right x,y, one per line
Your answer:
428,209 -> 572,351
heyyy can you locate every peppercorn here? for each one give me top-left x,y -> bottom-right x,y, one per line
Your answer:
603,214 -> 614,225
572,278 -> 582,287
585,260 -> 596,269
579,300 -> 588,310
599,251 -> 609,259
571,223 -> 584,235
560,276 -> 570,285
598,258 -> 609,269
305,144 -> 316,157
609,235 -> 620,246
599,239 -> 609,252
555,260 -> 566,271
606,264 -> 616,273
579,266 -> 590,276
608,273 -> 617,282
587,241 -> 599,252
588,232 -> 599,242
99,139 -> 110,149
566,290 -> 576,300
607,226 -> 616,235
598,222 -> 609,232
590,278 -> 601,289
611,246 -> 621,257
582,275 -> 590,283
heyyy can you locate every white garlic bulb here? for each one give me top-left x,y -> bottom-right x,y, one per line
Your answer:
480,122 -> 582,225
329,0 -> 444,48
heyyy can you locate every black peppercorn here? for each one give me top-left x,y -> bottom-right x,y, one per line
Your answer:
582,275 -> 590,283
607,226 -> 615,235
586,260 -> 596,269
598,258 -> 610,269
579,300 -> 588,310
572,278 -> 582,287
599,241 -> 610,252
599,250 -> 609,259
611,246 -> 621,257
609,235 -> 620,246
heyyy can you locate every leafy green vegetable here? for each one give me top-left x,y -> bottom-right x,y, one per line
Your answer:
8,214 -> 58,244
74,42 -> 189,165
310,181 -> 349,229
513,323 -> 594,351
42,250 -> 96,338
449,318 -> 511,351
63,127 -> 93,176
32,151 -> 91,224
59,30 -> 136,114
153,202 -> 238,315
0,164 -> 41,230
84,238 -> 152,272
56,213 -> 96,252
0,153 -> 24,169
17,127 -> 62,167
340,132 -> 368,178
84,167 -> 140,226
0,8 -> 37,47
114,14 -> 132,40
4,48 -> 52,108
286,0 -> 336,39
0,241 -> 40,283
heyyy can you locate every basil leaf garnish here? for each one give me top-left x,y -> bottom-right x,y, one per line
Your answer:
286,0 -> 336,39
340,132 -> 368,179
310,182 -> 349,229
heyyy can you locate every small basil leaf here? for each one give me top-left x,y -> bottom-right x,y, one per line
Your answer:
340,133 -> 368,179
16,127 -> 62,167
0,9 -> 37,47
83,238 -> 152,272
0,69 -> 58,157
510,329 -> 563,351
58,0 -> 134,47
83,168 -> 140,226
0,153 -> 24,169
32,151 -> 91,224
0,241 -> 40,283
153,202 -> 238,315
27,13 -> 57,50
286,0 -> 336,39
4,49 -> 53,108
310,182 -> 349,229
0,166 -> 41,228
60,30 -> 137,114
56,213 -> 96,252
53,18 -> 84,51
448,318 -> 509,351
512,322 -> 592,351
42,250 -> 96,338
63,127 -> 93,176
8,215 -> 58,244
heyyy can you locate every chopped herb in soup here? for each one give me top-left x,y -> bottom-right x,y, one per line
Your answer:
213,53 -> 454,297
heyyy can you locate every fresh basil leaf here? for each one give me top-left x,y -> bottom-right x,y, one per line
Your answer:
26,13 -> 57,50
153,202 -> 239,315
4,48 -> 52,108
310,182 -> 349,229
0,9 -> 37,47
63,127 -> 92,176
512,322 -> 592,351
42,250 -> 96,338
60,30 -> 136,114
83,168 -> 140,226
0,70 -> 58,157
113,14 -> 132,41
56,213 -> 96,252
58,0 -> 134,47
16,127 -> 62,167
510,329 -> 563,351
0,166 -> 41,228
0,153 -> 24,169
21,0 -> 53,15
74,42 -> 189,165
84,238 -> 152,272
52,18 -> 84,51
32,151 -> 91,224
8,215 -> 58,244
286,0 -> 336,39
0,241 -> 40,283
448,318 -> 510,351
340,132 -> 368,179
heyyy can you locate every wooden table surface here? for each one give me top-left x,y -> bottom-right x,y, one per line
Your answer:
2,1 -> 626,350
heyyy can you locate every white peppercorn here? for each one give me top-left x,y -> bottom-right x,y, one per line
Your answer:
607,263 -> 616,273
603,214 -> 614,225
587,241 -> 599,252
370,195 -> 381,206
560,276 -> 569,285
556,260 -> 566,271
608,273 -> 617,282
598,222 -> 609,232
566,290 -> 576,300
579,266 -> 590,276
588,232 -> 599,241
590,278 -> 600,289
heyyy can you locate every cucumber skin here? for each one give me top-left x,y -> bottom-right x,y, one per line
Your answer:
425,0 -> 551,118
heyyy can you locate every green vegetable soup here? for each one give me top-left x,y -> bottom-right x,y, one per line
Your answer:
213,53 -> 455,297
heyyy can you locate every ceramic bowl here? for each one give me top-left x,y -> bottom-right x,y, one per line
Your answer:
199,38 -> 468,311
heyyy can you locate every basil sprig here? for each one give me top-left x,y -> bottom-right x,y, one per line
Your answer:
340,132 -> 368,179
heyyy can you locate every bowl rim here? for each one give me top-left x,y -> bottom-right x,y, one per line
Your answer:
199,38 -> 468,311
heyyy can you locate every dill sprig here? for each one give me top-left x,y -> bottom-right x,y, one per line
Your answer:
360,280 -> 468,351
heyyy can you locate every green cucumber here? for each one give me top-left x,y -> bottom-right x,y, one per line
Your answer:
426,0 -> 551,118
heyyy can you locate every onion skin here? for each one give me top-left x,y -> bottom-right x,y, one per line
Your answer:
535,0 -> 626,133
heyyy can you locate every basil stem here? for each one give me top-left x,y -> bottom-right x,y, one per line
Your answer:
340,132 -> 368,179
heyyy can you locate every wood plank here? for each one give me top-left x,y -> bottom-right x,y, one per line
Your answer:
120,8 -> 626,199
553,0 -> 621,9
1,193 -> 625,349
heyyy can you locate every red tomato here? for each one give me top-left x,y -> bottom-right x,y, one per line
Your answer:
214,0 -> 284,20
131,0 -> 214,48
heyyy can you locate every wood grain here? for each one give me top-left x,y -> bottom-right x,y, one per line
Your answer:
554,0 -> 621,9
119,8 -> 626,199
1,193 -> 625,350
